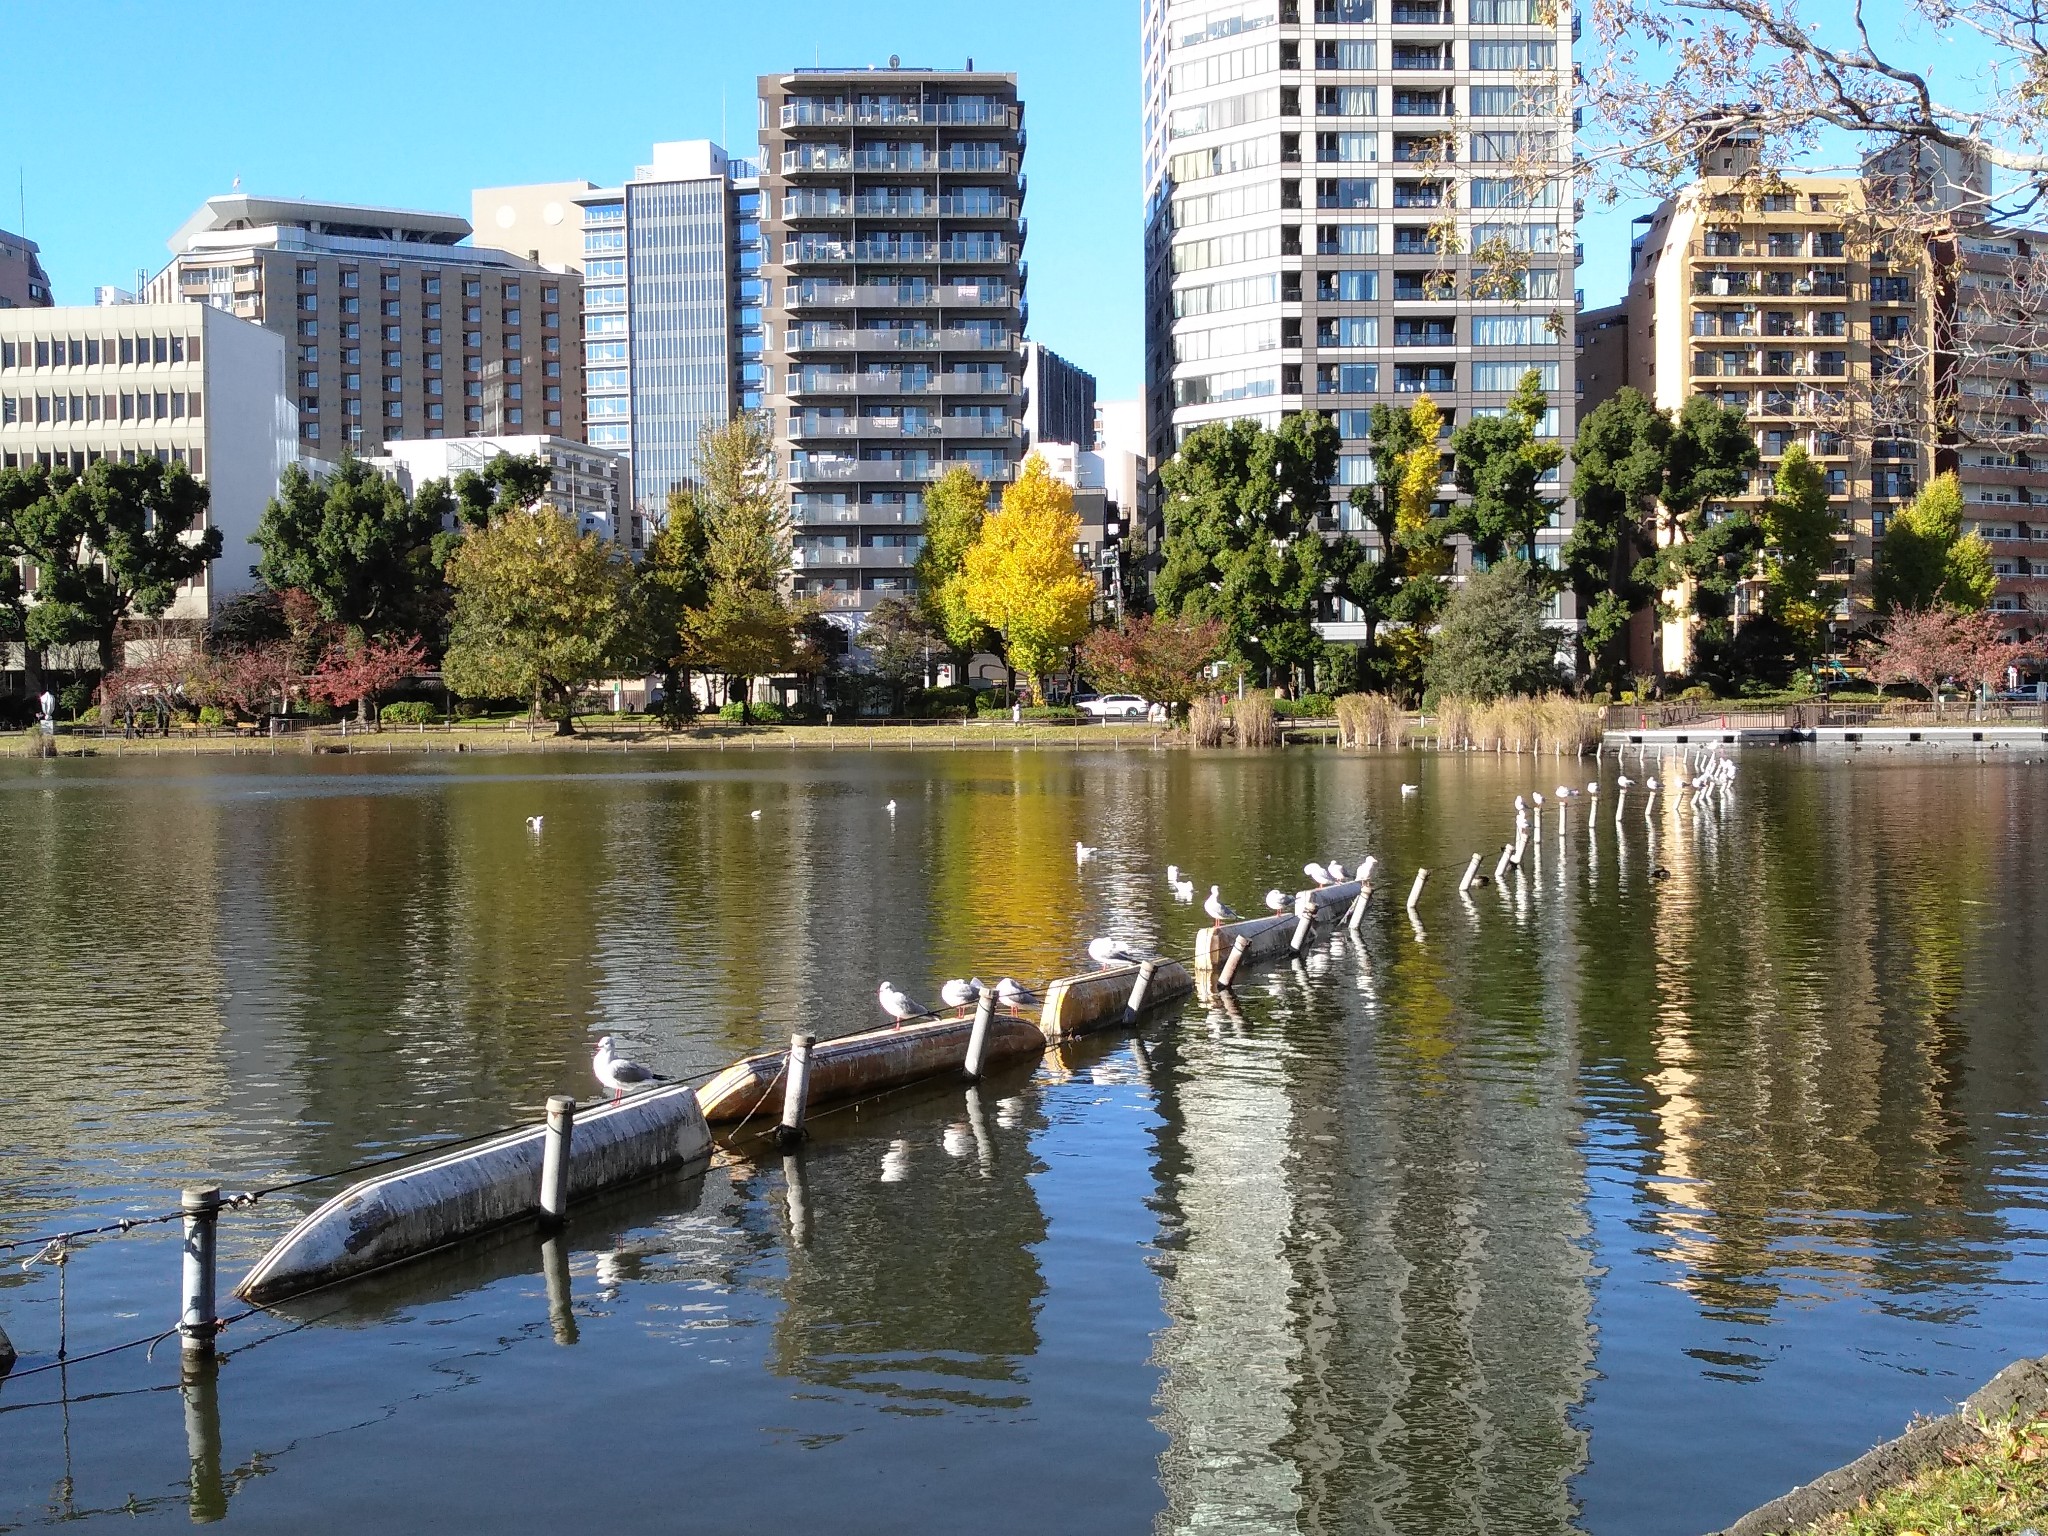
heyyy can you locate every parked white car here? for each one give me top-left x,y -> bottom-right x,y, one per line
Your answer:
1078,693 -> 1151,721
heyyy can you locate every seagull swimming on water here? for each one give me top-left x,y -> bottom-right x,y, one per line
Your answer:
1204,886 -> 1239,927
593,1036 -> 664,1101
1075,841 -> 1098,863
750,809 -> 762,820
1400,783 -> 1419,796
878,982 -> 923,1026
1166,864 -> 1180,885
886,800 -> 897,816
1173,878 -> 1195,903
526,815 -> 544,832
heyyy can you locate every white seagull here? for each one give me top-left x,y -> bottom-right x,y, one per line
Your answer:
1327,860 -> 1348,882
995,977 -> 1037,1008
1075,841 -> 1098,863
1586,782 -> 1600,795
1264,888 -> 1290,913
878,981 -> 923,1026
940,977 -> 983,1008
1166,864 -> 1180,885
1556,784 -> 1575,799
1204,886 -> 1240,927
886,800 -> 897,816
1088,937 -> 1142,967
1304,861 -> 1332,887
750,809 -> 762,820
1173,878 -> 1196,903
593,1036 -> 664,1101
1532,791 -> 1545,807
1400,783 -> 1419,796
1514,795 -> 1526,810
1646,777 -> 1659,790
525,815 -> 544,832
1616,775 -> 1634,788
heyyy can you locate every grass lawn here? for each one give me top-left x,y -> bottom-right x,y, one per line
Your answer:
1804,1417 -> 2048,1534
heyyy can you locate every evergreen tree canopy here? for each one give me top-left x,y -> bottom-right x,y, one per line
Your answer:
1564,386 -> 1669,683
1873,472 -> 1997,613
252,454 -> 456,643
1448,371 -> 1565,569
1423,557 -> 1563,700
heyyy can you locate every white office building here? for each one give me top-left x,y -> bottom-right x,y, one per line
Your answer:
369,434 -> 628,546
0,303 -> 296,626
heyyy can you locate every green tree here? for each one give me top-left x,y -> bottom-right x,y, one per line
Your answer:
442,505 -> 637,735
451,454 -> 553,528
253,454 -> 458,655
1637,394 -> 1763,680
1340,397 -> 1454,655
962,454 -> 1097,702
1422,557 -> 1563,700
638,487 -> 711,717
1448,370 -> 1566,568
1565,387 -> 1670,688
1759,444 -> 1842,656
678,413 -> 806,719
0,458 -> 220,672
1874,472 -> 1997,613
1156,411 -> 1340,688
859,595 -> 942,715
913,464 -> 997,679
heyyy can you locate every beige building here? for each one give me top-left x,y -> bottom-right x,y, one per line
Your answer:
469,181 -> 597,274
143,194 -> 583,459
1624,174 -> 1921,669
0,304 -> 297,629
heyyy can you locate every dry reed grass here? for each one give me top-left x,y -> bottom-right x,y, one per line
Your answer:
1334,692 -> 1408,748
1233,692 -> 1278,748
1189,694 -> 1230,748
1437,694 -> 1604,755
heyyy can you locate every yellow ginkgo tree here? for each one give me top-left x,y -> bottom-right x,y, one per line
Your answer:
962,454 -> 1097,704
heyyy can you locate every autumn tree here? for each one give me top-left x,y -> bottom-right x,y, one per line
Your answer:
1448,370 -> 1566,569
675,414 -> 806,720
912,464 -> 997,679
1156,412 -> 1341,688
1078,612 -> 1225,715
307,634 -> 428,725
1874,472 -> 1996,614
1566,387 -> 1670,689
962,453 -> 1097,703
1340,397 -> 1454,655
1,458 -> 220,673
1867,606 -> 1981,716
442,505 -> 637,735
253,454 -> 458,669
638,487 -> 711,717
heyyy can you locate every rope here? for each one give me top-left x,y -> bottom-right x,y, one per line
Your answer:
0,1210 -> 186,1257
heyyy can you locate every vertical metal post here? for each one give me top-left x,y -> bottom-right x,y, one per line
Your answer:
1406,868 -> 1429,912
1289,908 -> 1315,957
1216,933 -> 1250,988
539,1096 -> 575,1230
179,1187 -> 221,1358
964,988 -> 999,1080
777,1034 -> 815,1146
1122,959 -> 1159,1024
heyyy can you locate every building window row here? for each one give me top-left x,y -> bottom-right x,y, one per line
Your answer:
1,390 -> 201,425
1,333 -> 202,370
2,444 -> 203,473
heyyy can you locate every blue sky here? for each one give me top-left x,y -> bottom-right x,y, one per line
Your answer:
1,0 -> 1149,394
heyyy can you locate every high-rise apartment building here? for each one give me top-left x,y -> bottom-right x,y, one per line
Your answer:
1024,343 -> 1098,448
1142,0 -> 1579,638
757,66 -> 1029,620
0,304 -> 296,627
144,195 -> 581,461
0,229 -> 52,309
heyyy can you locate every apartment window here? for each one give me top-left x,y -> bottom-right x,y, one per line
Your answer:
464,332 -> 482,348
466,381 -> 483,398
427,402 -> 444,420
544,336 -> 561,355
1392,90 -> 1447,117
424,303 -> 441,321
504,282 -> 521,302
1315,40 -> 1375,69
303,421 -> 320,441
1318,316 -> 1380,346
85,339 -> 100,365
543,360 -> 560,377
298,320 -> 318,338
541,285 -> 558,304
427,378 -> 443,395
341,297 -> 360,315
423,275 -> 441,295
507,408 -> 523,426
544,385 -> 561,402
425,352 -> 442,371
544,410 -> 561,428
297,266 -> 318,285
385,401 -> 403,419
1395,364 -> 1455,392
425,328 -> 441,345
504,309 -> 522,328
343,398 -> 361,416
380,273 -> 400,292
298,293 -> 319,312
1317,362 -> 1380,393
1318,271 -> 1378,301
381,300 -> 400,318
463,280 -> 482,298
343,373 -> 360,390
464,305 -> 482,323
340,270 -> 360,289
466,405 -> 484,422
504,334 -> 521,351
383,375 -> 402,392
299,370 -> 319,388
505,359 -> 523,376
1317,178 -> 1375,209
383,350 -> 402,367
542,311 -> 559,330
343,347 -> 361,364
465,356 -> 482,374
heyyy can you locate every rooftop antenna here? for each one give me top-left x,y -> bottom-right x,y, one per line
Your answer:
16,166 -> 23,235
721,87 -> 727,150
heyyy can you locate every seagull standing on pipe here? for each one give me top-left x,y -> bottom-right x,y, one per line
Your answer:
1089,938 -> 1142,967
878,982 -> 923,1027
1304,861 -> 1331,887
996,977 -> 1037,1008
1327,860 -> 1348,882
1204,886 -> 1240,928
1265,889 -> 1290,913
593,1036 -> 665,1102
940,978 -> 983,1008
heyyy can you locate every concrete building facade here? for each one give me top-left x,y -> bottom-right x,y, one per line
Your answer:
0,303 -> 297,627
757,65 -> 1030,621
0,229 -> 52,309
1142,0 -> 1580,643
144,195 -> 581,460
368,434 -> 629,548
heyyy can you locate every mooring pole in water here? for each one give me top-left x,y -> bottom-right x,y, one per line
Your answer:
1512,829 -> 1528,867
1122,959 -> 1160,1025
539,1097 -> 575,1230
179,1187 -> 221,1358
1344,887 -> 1370,932
777,1034 -> 816,1146
1406,869 -> 1429,912
1458,853 -> 1482,892
1494,844 -> 1514,883
964,988 -> 999,1081
1217,933 -> 1251,989
1289,906 -> 1315,957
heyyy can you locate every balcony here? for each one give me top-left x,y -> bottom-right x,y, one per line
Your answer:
780,100 -> 1019,130
790,327 -> 1014,353
783,192 -> 850,218
793,544 -> 916,569
791,283 -> 1018,310
852,150 -> 940,173
937,195 -> 1019,219
789,371 -> 1019,397
1395,325 -> 1457,347
791,458 -> 935,483
935,151 -> 1019,176
792,415 -> 1020,440
804,588 -> 869,611
781,147 -> 853,174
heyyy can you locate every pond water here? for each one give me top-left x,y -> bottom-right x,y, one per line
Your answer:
1,745 -> 2045,1534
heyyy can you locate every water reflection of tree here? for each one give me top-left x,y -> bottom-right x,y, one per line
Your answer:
764,1083 -> 1048,1413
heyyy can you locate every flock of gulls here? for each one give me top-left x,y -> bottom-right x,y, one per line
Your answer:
576,743 -> 1745,1099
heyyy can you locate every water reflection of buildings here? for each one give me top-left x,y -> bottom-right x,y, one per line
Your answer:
1146,941 -> 1594,1536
